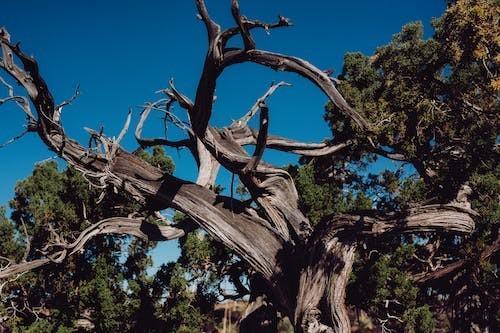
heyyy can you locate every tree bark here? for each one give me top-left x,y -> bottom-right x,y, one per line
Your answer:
0,4 -> 482,331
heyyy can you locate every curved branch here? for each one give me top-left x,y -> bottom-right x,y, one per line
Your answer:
231,81 -> 290,127
321,204 -> 478,237
0,217 -> 185,280
165,79 -> 194,111
135,100 -> 192,149
0,28 -> 286,285
231,125 -> 350,157
223,49 -> 372,132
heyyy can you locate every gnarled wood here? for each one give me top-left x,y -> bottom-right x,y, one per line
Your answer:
322,204 -> 477,236
0,217 -> 184,280
0,3 -> 482,332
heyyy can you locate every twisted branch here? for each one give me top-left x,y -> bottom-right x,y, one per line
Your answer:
0,217 -> 185,280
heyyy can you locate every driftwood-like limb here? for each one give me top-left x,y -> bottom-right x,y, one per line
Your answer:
295,236 -> 356,333
0,75 -> 36,123
0,28 -> 286,287
221,15 -> 292,45
195,137 -> 220,188
231,125 -> 351,157
110,110 -> 131,157
198,88 -> 313,242
0,217 -> 185,280
0,128 -> 29,149
136,91 -> 220,189
242,101 -> 268,174
135,100 -> 192,149
166,79 -> 194,111
0,74 -> 36,148
231,0 -> 256,50
53,84 -> 80,123
222,49 -> 372,132
231,81 -> 290,127
224,80 -> 349,158
321,204 -> 477,237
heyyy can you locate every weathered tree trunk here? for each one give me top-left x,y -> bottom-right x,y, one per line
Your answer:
294,238 -> 356,333
0,2 -> 481,332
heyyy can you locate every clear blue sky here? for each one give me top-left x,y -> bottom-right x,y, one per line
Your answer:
0,1 -> 446,267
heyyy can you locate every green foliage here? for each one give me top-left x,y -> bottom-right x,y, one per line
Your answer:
87,256 -> 125,332
396,177 -> 427,208
290,163 -> 373,225
0,161 -> 175,332
403,305 -> 435,333
349,244 -> 437,332
290,164 -> 342,225
137,146 -> 175,174
326,0 -> 499,199
0,207 -> 22,261
470,165 -> 500,227
158,263 -> 206,333
330,1 -> 499,331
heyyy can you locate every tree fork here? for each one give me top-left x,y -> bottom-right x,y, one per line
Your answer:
0,2 -> 481,332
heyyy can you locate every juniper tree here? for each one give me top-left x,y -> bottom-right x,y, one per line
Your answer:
0,1 -> 497,332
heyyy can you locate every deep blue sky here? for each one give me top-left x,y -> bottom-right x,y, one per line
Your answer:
0,1 -> 446,267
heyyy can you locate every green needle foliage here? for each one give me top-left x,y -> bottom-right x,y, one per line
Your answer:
319,0 -> 499,331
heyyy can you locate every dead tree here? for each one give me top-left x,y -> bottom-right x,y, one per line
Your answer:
0,1 -> 479,332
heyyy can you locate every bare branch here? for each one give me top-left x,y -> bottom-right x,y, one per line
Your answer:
231,0 -> 256,50
0,76 -> 36,122
195,0 -> 221,41
110,110 -> 132,157
231,81 -> 290,127
221,15 -> 292,46
135,101 -> 192,149
53,84 -> 80,123
223,49 -> 372,132
0,128 -> 29,149
0,217 -> 185,280
242,101 -> 268,174
165,79 -> 194,111
322,204 -> 478,237
231,125 -> 351,157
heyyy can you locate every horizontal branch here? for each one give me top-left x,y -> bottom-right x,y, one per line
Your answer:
414,236 -> 499,284
220,15 -> 291,46
321,204 -> 478,237
0,217 -> 184,280
231,125 -> 350,157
